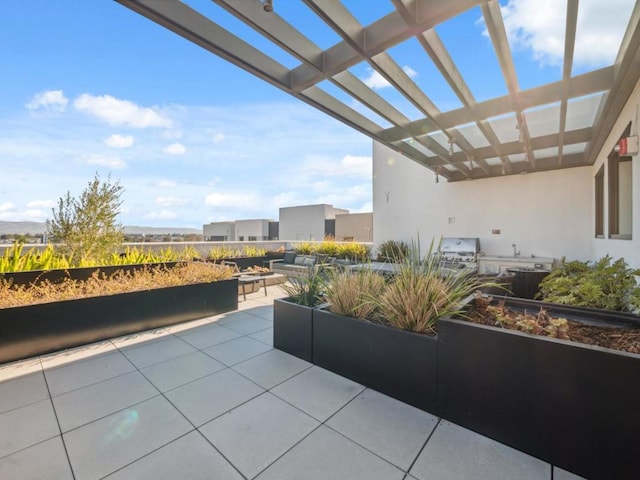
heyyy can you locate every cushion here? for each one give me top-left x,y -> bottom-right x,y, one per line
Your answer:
283,252 -> 296,264
302,256 -> 316,266
294,256 -> 306,266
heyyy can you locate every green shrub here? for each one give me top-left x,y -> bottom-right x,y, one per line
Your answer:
279,267 -> 327,307
377,240 -> 409,262
538,256 -> 640,312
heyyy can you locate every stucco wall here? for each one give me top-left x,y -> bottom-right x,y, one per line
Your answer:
335,212 -> 373,242
373,142 -> 593,261
235,219 -> 271,240
203,222 -> 235,241
591,80 -> 640,267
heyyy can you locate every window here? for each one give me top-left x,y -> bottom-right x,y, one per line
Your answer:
248,236 -> 257,241
595,166 -> 604,237
238,236 -> 244,241
608,123 -> 633,239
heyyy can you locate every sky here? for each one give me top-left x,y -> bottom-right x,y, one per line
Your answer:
0,0 -> 634,228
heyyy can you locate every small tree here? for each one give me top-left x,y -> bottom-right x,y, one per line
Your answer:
48,173 -> 125,265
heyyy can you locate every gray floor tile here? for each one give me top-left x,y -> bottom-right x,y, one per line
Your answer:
256,425 -> 404,480
410,420 -> 550,480
243,304 -> 274,321
219,314 -> 272,334
104,431 -> 243,480
327,389 -> 437,471
203,336 -> 272,366
200,392 -> 319,479
110,329 -> 171,349
140,351 -> 225,392
554,467 -> 587,480
64,396 -> 192,480
44,351 -> 135,396
52,371 -> 158,432
0,358 -> 42,382
232,349 -> 311,389
40,341 -> 117,369
166,368 -> 264,426
178,324 -> 242,349
272,366 -> 364,421
0,371 -> 49,414
120,336 -> 196,369
249,327 -> 273,346
0,436 -> 73,480
0,399 -> 59,458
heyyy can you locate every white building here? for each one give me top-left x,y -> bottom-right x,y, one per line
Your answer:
279,204 -> 348,241
203,221 -> 235,242
235,219 -> 272,241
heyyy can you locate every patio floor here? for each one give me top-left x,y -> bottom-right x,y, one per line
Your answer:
0,288 -> 586,480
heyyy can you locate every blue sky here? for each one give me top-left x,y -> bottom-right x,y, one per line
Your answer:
0,0 -> 632,228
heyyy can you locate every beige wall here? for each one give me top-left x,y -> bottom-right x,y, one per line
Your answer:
335,212 -> 373,242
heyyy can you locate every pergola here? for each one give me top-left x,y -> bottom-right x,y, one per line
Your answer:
117,0 -> 640,181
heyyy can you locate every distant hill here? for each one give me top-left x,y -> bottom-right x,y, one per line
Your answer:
0,221 -> 201,236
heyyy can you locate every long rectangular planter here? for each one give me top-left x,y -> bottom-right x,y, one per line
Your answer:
273,298 -> 313,362
0,278 -> 238,364
313,309 -> 438,414
438,298 -> 640,480
0,261 -> 182,287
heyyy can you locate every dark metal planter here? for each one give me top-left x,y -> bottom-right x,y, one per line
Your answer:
313,309 -> 438,414
273,298 -> 313,362
438,298 -> 640,480
0,262 -> 181,287
211,256 -> 271,271
0,279 -> 238,365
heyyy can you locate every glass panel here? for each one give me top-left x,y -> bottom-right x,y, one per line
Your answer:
488,114 -> 519,143
523,103 -> 560,138
456,123 -> 491,148
566,93 -> 605,130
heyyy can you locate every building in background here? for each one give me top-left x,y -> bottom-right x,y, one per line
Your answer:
203,221 -> 235,241
335,212 -> 373,242
203,205 -> 372,242
235,219 -> 272,241
278,204 -> 348,241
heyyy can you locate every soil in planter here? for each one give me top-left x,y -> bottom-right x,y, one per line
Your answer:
467,296 -> 640,354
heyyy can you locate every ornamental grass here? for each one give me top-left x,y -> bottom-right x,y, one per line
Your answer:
0,261 -> 233,309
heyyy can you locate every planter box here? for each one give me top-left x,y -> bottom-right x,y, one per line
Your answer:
0,262 -> 181,287
211,256 -> 271,271
313,309 -> 438,414
273,298 -> 313,362
0,279 -> 238,364
438,297 -> 640,480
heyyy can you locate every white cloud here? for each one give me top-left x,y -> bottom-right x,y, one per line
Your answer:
498,0 -> 633,67
362,66 -> 417,89
204,192 -> 260,208
73,93 -> 172,128
143,210 -> 177,220
163,143 -> 187,155
26,90 -> 68,112
212,133 -> 225,143
85,154 -> 126,169
26,200 -> 55,208
304,154 -> 372,179
0,202 -> 14,212
156,180 -> 177,188
104,134 -> 134,148
156,196 -> 188,207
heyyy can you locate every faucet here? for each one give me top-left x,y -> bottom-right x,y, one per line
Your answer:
512,244 -> 520,257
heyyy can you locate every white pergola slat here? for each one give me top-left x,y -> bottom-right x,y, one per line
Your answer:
116,0 -> 640,182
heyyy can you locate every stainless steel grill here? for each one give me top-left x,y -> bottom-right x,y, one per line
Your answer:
438,238 -> 480,275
